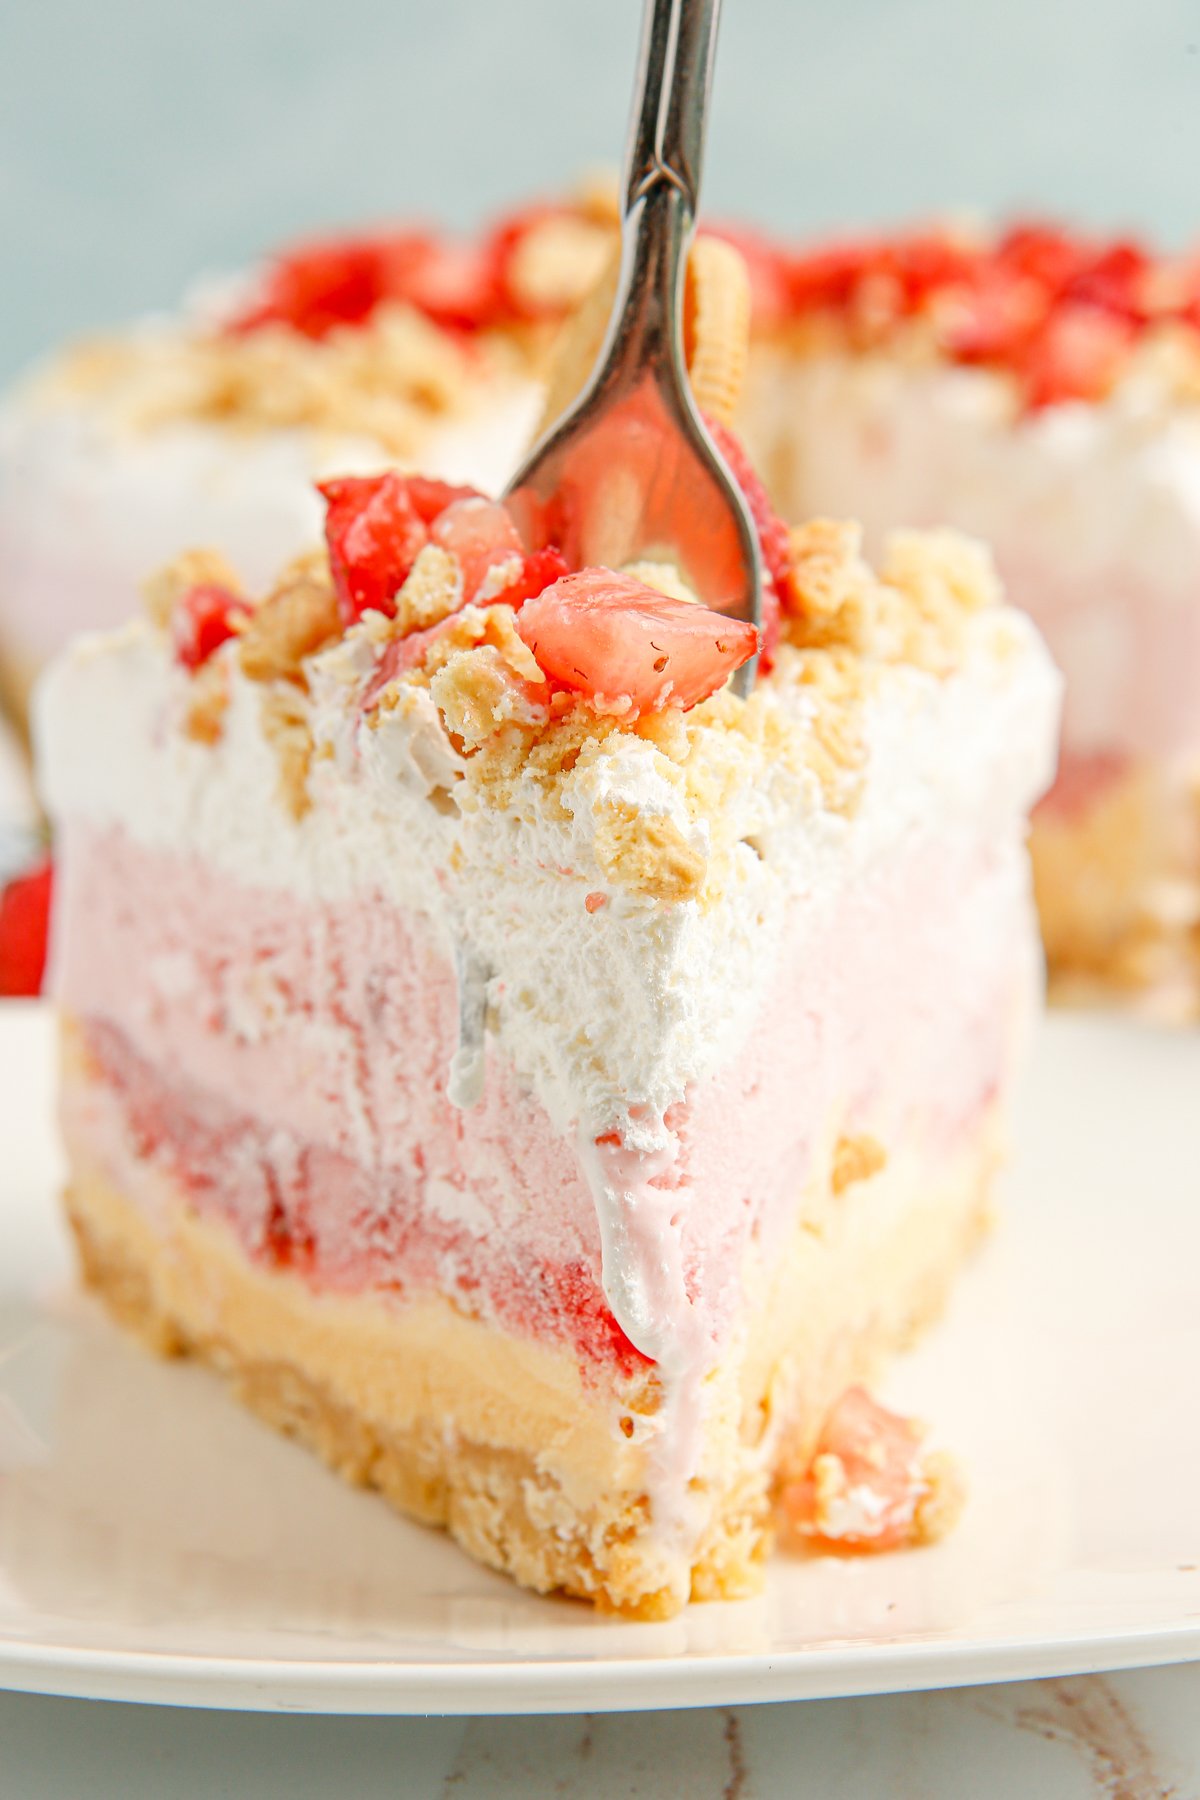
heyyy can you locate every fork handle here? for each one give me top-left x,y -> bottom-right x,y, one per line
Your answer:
623,0 -> 723,222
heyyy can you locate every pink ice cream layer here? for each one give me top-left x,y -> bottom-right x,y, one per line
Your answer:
53,824 -> 1033,1383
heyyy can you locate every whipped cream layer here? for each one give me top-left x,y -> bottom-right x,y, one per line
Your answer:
741,350 -> 1200,766
38,608 -> 1058,1139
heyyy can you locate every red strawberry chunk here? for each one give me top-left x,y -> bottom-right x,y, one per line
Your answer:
318,473 -> 430,626
486,545 -> 570,611
517,569 -> 757,714
779,1386 -> 931,1553
939,268 -> 1047,364
172,583 -> 251,670
430,498 -> 525,603
231,234 -> 408,340
703,417 -> 787,669
394,240 -> 501,333
0,857 -> 53,998
1021,303 -> 1135,410
405,476 -> 487,525
1063,240 -> 1151,319
995,222 -> 1089,295
787,238 -> 879,312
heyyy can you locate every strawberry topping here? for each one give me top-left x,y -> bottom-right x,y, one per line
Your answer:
405,476 -> 487,525
430,497 -> 525,603
396,239 -> 501,333
485,545 -> 571,612
1021,303 -> 1136,410
230,233 -> 430,340
0,857 -> 53,998
517,569 -> 757,714
230,205 -> 1197,415
172,583 -> 251,670
318,473 -> 430,626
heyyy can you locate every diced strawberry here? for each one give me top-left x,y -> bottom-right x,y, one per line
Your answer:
172,583 -> 251,670
318,473 -> 429,626
231,234 -> 410,339
995,222 -> 1090,295
360,615 -> 455,709
430,497 -> 525,603
485,545 -> 570,611
0,857 -> 53,998
1063,240 -> 1151,320
938,268 -> 1047,364
405,476 -> 487,525
703,417 -> 787,669
779,1385 -> 930,1553
1021,303 -> 1135,410
394,239 -> 501,333
786,238 -> 879,312
230,226 -> 505,339
875,231 -> 979,312
517,569 -> 757,713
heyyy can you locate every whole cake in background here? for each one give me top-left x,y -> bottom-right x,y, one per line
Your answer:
752,225 -> 1200,1019
3,195 -> 1197,1014
0,185 -> 620,726
33,270 -> 1060,1612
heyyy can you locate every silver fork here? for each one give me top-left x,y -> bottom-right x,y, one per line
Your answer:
504,0 -> 762,698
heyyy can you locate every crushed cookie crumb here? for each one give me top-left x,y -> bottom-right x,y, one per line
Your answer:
912,1450 -> 967,1543
238,573 -> 340,684
593,800 -> 707,903
182,657 -> 231,743
259,684 -> 314,819
881,528 -> 1000,618
430,645 -> 549,751
831,1132 -> 887,1195
62,301 -> 491,456
393,545 -> 463,636
782,519 -> 871,626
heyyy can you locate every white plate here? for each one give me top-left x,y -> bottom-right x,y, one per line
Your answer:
1,1002 -> 1199,1715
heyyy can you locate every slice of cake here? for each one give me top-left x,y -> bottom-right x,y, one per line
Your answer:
737,222 -> 1200,1015
34,449 -> 1059,1616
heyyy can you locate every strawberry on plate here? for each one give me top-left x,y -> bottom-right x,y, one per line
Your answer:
779,1385 -> 959,1553
517,569 -> 757,714
0,857 -> 53,998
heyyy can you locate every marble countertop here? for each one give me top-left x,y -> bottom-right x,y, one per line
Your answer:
3,1667 -> 1197,1798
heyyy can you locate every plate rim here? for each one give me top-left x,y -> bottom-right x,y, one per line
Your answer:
2,1622 -> 1200,1715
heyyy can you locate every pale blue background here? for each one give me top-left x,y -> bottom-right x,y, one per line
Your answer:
2,0 -> 1199,382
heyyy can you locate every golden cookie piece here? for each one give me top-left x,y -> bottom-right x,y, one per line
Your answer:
534,234 -> 751,439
